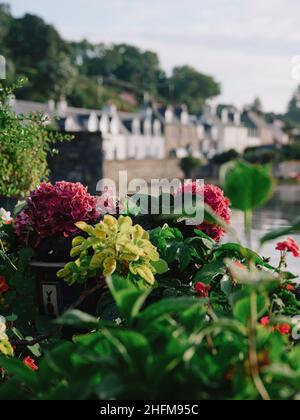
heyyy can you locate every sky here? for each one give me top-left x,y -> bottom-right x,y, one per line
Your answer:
6,0 -> 300,113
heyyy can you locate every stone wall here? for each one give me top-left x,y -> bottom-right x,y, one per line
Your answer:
48,132 -> 103,194
277,161 -> 300,178
103,159 -> 184,186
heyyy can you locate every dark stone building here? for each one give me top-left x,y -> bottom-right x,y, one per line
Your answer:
48,131 -> 103,194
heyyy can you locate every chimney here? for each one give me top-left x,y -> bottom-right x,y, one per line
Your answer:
234,111 -> 241,125
197,124 -> 204,140
165,105 -> 174,123
47,100 -> 55,113
57,96 -> 68,118
221,108 -> 229,125
211,126 -> 218,141
181,104 -> 189,125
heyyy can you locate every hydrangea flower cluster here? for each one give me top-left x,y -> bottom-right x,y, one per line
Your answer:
15,182 -> 99,246
177,182 -> 231,241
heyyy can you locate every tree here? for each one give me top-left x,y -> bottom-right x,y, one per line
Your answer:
82,43 -> 161,97
169,66 -> 221,114
286,87 -> 300,125
0,3 -> 11,50
5,13 -> 76,100
1,8 -> 222,111
250,97 -> 263,113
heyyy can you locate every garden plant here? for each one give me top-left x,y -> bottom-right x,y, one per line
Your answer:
0,160 -> 300,400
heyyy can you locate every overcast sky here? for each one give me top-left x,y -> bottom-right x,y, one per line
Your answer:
6,0 -> 300,112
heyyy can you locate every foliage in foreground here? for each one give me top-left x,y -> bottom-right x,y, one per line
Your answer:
0,160 -> 300,400
1,273 -> 300,401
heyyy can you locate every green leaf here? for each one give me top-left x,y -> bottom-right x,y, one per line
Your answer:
195,259 -> 226,284
56,310 -> 99,329
178,244 -> 192,271
106,275 -> 150,326
151,259 -> 169,274
233,295 -> 268,325
0,357 -> 38,389
138,297 -> 196,327
221,160 -> 275,211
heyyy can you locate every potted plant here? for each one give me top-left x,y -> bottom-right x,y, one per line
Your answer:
15,181 -> 102,317
0,79 -> 70,211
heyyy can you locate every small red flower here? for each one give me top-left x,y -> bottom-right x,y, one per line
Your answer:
0,276 -> 9,294
23,356 -> 38,372
282,284 -> 295,292
194,282 -> 211,298
260,316 -> 270,327
276,323 -> 291,336
276,238 -> 300,257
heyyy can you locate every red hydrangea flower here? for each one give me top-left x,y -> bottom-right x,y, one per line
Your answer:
23,356 -> 38,372
276,238 -> 300,257
177,182 -> 231,241
260,316 -> 270,327
0,276 -> 9,294
15,182 -> 100,247
194,282 -> 211,298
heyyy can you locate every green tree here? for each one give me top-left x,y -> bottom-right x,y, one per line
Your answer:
82,43 -> 161,97
5,13 -> 76,100
0,3 -> 11,51
286,87 -> 300,125
169,65 -> 221,114
250,97 -> 263,114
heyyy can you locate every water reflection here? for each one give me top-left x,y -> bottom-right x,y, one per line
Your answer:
229,185 -> 300,278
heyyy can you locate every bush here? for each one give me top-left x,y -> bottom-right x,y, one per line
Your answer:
1,163 -> 300,400
282,144 -> 300,161
244,147 -> 281,164
212,149 -> 240,165
179,156 -> 202,178
0,79 -> 71,199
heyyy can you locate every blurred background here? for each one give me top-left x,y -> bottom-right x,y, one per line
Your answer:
1,0 -> 300,272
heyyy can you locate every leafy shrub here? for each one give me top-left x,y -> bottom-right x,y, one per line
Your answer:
57,215 -> 163,288
0,79 -> 70,199
1,162 -> 300,400
212,149 -> 240,165
179,156 -> 203,178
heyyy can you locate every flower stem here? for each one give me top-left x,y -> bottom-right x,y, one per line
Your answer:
244,210 -> 253,249
249,290 -> 271,401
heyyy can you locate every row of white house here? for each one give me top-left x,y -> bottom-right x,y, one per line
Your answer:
11,98 -> 289,161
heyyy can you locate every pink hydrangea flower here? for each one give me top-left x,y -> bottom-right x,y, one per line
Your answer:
176,182 -> 231,241
15,182 -> 99,247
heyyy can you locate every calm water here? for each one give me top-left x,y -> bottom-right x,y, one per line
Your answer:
228,185 -> 300,278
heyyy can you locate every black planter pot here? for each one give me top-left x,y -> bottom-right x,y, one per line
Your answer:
0,197 -> 18,213
29,261 -> 103,318
295,286 -> 300,302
